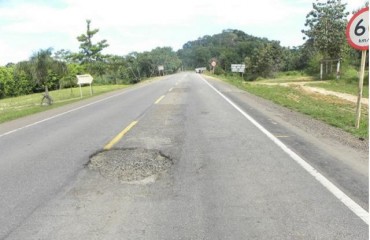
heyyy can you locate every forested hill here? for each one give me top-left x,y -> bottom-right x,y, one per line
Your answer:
177,29 -> 303,79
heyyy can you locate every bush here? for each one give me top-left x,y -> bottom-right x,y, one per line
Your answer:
305,53 -> 323,76
214,66 -> 225,75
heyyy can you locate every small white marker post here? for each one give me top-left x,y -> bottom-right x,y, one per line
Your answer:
346,7 -> 369,129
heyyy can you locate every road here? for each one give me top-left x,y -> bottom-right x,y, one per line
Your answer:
0,72 -> 368,239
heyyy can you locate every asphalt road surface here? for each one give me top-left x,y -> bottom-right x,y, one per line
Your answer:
0,72 -> 368,239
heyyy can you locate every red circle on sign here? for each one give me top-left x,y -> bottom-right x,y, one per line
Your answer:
346,7 -> 369,50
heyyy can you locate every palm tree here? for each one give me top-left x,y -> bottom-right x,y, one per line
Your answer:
30,48 -> 66,105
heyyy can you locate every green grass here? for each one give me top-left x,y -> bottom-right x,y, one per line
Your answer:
0,85 -> 128,123
209,74 -> 368,139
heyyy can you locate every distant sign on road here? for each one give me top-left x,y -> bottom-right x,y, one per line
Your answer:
231,64 -> 246,73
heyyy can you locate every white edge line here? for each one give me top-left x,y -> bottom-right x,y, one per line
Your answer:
201,76 -> 369,225
0,90 -> 129,138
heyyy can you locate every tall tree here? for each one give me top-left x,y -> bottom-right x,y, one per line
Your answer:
76,20 -> 109,64
302,0 -> 349,59
29,48 -> 66,105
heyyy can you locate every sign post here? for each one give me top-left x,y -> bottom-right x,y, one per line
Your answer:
76,74 -> 94,98
231,64 -> 246,79
211,61 -> 216,74
346,7 -> 369,129
158,65 -> 164,76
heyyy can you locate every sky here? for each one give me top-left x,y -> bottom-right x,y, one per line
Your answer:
0,0 -> 367,66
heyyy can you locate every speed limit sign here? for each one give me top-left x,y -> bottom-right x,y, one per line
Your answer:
346,7 -> 369,50
346,7 -> 369,128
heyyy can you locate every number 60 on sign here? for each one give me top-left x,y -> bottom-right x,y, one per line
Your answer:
346,7 -> 369,50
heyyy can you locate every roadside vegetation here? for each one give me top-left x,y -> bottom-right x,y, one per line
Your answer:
210,71 -> 368,139
0,85 -> 128,123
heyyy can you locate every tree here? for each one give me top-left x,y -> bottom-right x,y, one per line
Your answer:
106,55 -> 128,84
246,42 -> 285,78
53,49 -> 73,63
302,0 -> 349,59
0,66 -> 15,98
75,20 -> 109,64
29,48 -> 66,105
149,47 -> 182,74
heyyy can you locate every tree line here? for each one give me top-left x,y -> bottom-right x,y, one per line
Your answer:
0,19 -> 182,100
180,0 -> 368,79
0,0 -> 368,101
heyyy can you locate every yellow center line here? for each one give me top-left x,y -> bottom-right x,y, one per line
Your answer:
155,95 -> 165,104
104,121 -> 138,150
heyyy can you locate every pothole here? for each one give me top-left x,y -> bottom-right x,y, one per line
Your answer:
88,148 -> 173,184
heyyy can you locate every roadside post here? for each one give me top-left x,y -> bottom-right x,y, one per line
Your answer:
345,7 -> 369,129
76,74 -> 94,98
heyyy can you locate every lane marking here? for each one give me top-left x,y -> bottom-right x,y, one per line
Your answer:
200,77 -> 369,225
104,121 -> 138,150
169,88 -> 173,92
155,95 -> 165,104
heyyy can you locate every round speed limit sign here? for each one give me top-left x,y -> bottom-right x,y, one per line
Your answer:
346,7 -> 369,50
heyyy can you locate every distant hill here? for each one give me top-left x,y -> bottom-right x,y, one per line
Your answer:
177,29 -> 293,78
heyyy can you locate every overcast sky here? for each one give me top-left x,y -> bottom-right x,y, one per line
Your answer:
0,0 -> 367,65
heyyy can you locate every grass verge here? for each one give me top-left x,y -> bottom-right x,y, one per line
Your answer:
0,85 -> 128,123
210,74 -> 368,139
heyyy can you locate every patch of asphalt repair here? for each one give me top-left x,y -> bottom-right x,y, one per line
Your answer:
88,148 -> 173,184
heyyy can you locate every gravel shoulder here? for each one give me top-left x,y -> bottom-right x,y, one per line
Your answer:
206,75 -> 369,153
205,75 -> 368,210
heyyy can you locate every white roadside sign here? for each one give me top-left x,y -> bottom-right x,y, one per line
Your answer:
76,74 -> 93,98
77,74 -> 93,85
231,64 -> 246,73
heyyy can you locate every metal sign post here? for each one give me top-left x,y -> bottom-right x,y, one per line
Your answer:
346,7 -> 369,129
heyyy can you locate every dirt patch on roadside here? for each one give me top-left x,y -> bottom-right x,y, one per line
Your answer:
256,81 -> 369,106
